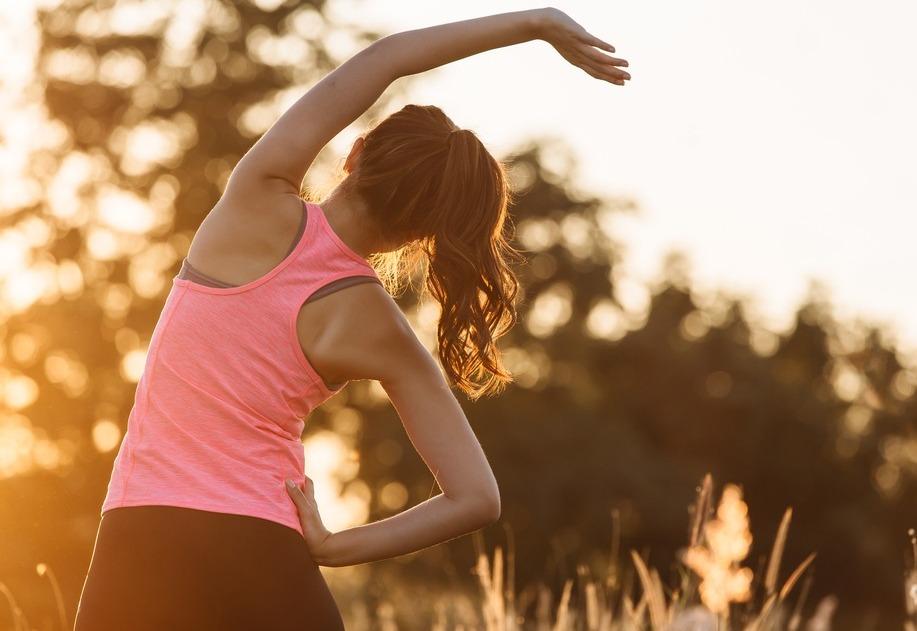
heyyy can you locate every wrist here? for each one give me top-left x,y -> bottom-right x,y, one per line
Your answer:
313,530 -> 344,567
527,7 -> 558,40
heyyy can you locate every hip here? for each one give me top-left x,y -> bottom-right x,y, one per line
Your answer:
74,505 -> 344,631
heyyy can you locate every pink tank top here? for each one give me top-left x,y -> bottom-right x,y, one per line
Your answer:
101,199 -> 380,535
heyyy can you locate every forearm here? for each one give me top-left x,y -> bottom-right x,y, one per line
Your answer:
315,493 -> 495,567
379,9 -> 547,80
230,9 -> 547,188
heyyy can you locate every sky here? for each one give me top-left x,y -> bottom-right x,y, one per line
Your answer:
2,0 -> 915,360
326,0 -> 917,360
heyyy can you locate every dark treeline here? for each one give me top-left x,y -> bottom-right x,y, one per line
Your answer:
354,141 -> 916,629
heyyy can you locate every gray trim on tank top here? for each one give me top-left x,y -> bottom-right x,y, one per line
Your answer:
176,201 -> 383,392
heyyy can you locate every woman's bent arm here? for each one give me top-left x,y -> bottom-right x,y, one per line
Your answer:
286,283 -> 501,567
318,498 -> 498,568
225,9 -> 547,197
379,9 -> 545,80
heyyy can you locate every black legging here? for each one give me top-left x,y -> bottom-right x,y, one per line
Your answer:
73,505 -> 346,630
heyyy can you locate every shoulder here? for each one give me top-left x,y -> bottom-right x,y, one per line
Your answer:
303,281 -> 439,386
190,191 -> 304,268
210,188 -> 304,241
202,154 -> 303,256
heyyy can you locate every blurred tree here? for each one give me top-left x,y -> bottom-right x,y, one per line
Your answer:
0,0 -> 392,623
353,142 -> 916,629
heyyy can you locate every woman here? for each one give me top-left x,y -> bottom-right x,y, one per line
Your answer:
74,7 -> 630,630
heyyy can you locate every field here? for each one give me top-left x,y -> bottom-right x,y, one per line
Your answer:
4,476 -> 914,631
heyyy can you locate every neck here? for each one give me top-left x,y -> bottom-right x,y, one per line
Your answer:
318,192 -> 380,259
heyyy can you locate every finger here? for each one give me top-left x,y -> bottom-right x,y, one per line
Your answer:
579,46 -> 629,69
285,479 -> 308,505
579,62 -> 620,85
577,55 -> 630,83
579,32 -> 615,53
576,51 -> 630,80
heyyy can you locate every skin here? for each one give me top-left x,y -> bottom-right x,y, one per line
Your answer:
186,7 -> 630,567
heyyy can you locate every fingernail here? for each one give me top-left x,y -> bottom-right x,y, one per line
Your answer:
285,479 -> 293,487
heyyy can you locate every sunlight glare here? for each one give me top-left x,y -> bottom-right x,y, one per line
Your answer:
304,430 -> 370,531
0,414 -> 35,478
526,282 -> 573,338
55,259 -> 84,297
120,348 -> 147,383
517,218 -> 560,252
560,214 -> 594,259
115,120 -> 186,176
85,227 -> 121,260
3,266 -> 53,314
97,49 -> 146,88
44,350 -> 89,397
97,282 -> 133,319
92,419 -> 122,453
831,360 -> 863,403
844,404 -> 873,435
96,186 -> 158,233
586,298 -> 629,341
501,345 -> 549,389
613,274 -> 651,322
32,437 -> 62,470
48,153 -> 93,221
128,242 -> 177,299
379,481 -> 408,511
3,375 -> 39,410
10,333 -> 39,364
42,46 -> 96,83
0,230 -> 29,282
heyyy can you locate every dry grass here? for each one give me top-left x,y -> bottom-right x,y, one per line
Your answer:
3,476 -> 915,630
460,475 -> 828,631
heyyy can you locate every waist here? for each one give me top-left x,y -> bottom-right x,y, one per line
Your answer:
101,504 -> 304,543
102,493 -> 304,537
102,416 -> 307,536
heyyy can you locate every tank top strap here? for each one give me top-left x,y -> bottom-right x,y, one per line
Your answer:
304,201 -> 379,275
284,200 -> 381,299
277,200 -> 383,398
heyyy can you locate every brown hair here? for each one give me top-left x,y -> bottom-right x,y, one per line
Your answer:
327,104 -> 522,400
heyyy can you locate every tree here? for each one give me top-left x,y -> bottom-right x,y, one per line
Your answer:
0,0 -> 392,619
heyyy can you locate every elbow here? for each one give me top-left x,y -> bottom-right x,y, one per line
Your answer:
467,486 -> 501,527
482,497 -> 502,526
364,36 -> 402,82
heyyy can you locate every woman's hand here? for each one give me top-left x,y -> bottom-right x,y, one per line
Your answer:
285,477 -> 335,563
535,7 -> 631,85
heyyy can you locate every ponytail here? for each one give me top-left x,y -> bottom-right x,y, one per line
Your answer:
342,104 -> 522,399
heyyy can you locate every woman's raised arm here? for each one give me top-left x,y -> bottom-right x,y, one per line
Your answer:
224,8 -> 628,201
